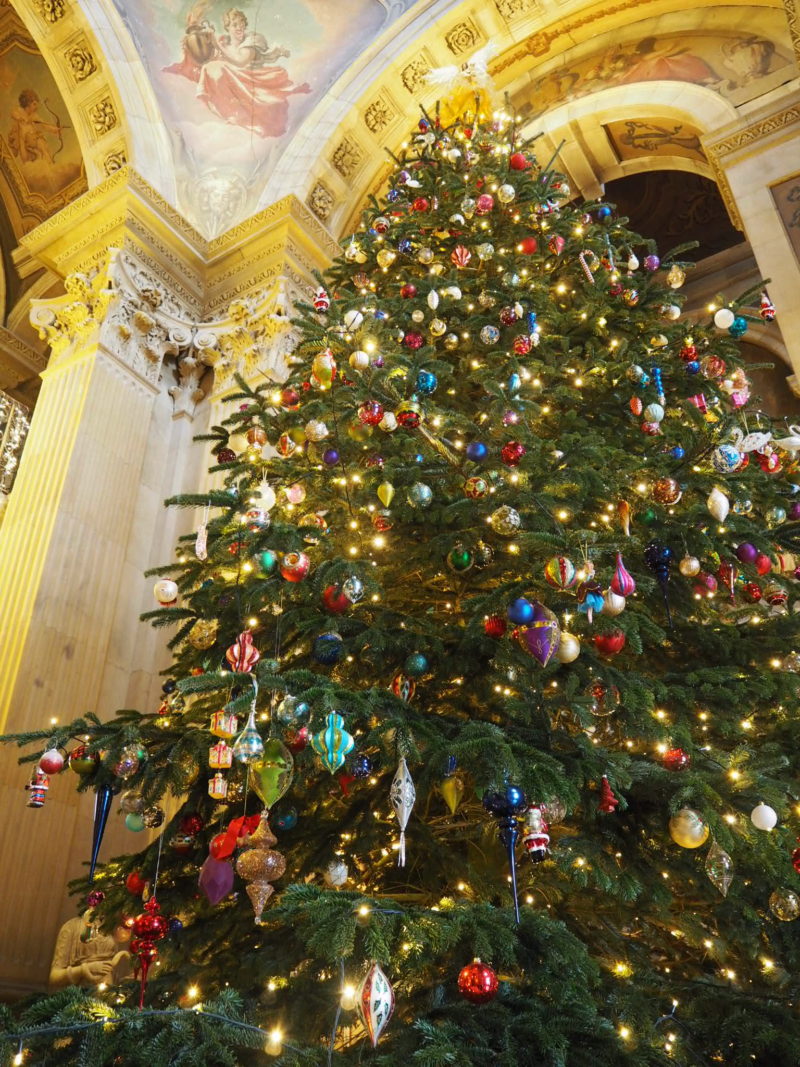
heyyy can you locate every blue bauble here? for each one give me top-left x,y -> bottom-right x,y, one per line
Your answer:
728,316 -> 748,338
712,443 -> 742,474
670,446 -> 685,460
273,807 -> 298,832
404,652 -> 429,677
168,917 -> 184,935
416,370 -> 438,395
313,631 -> 343,664
323,448 -> 340,466
398,237 -> 413,254
483,784 -> 527,816
508,373 -> 521,393
508,597 -> 535,625
597,205 -> 612,219
466,442 -> 488,462
351,753 -> 373,779
415,454 -> 424,463
387,189 -> 400,203
685,360 -> 700,375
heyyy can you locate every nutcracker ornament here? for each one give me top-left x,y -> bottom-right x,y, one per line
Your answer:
522,805 -> 550,863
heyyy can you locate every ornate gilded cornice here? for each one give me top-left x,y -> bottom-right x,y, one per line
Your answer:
784,0 -> 800,66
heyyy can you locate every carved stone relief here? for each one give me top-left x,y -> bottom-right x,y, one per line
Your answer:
364,94 -> 398,136
65,41 -> 96,82
401,57 -> 431,94
307,181 -> 334,222
87,97 -> 117,138
445,20 -> 482,56
331,136 -> 366,179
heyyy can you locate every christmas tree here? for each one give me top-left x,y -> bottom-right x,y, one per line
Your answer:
5,91 -> 800,1067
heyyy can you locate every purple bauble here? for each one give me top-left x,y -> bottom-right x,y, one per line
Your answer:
735,542 -> 758,564
644,255 -> 661,271
790,502 -> 800,520
323,448 -> 340,466
502,410 -> 520,425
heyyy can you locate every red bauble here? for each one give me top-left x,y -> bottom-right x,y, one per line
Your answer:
400,284 -> 417,298
663,748 -> 691,772
755,553 -> 772,576
758,451 -> 782,474
322,585 -> 351,615
680,345 -> 697,362
209,833 -> 230,860
133,898 -> 169,941
509,152 -> 528,171
216,447 -> 236,465
484,615 -> 507,638
286,725 -> 310,753
358,400 -> 384,426
792,847 -> 800,874
457,959 -> 499,1004
38,748 -> 64,775
372,512 -> 393,532
593,631 -> 626,655
403,331 -> 424,350
500,441 -> 526,467
180,813 -> 204,836
512,335 -> 532,355
518,237 -> 538,255
125,871 -> 148,896
412,197 -> 430,213
280,388 -> 300,410
499,306 -> 518,325
609,283 -> 623,297
280,551 -> 311,582
742,581 -> 763,603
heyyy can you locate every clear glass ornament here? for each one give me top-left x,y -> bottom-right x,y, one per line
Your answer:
705,839 -> 733,897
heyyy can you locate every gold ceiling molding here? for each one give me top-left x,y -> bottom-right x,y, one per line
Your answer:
705,156 -> 745,229
705,102 -> 800,158
784,0 -> 800,63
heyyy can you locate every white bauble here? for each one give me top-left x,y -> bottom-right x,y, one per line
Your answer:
602,589 -> 626,616
349,350 -> 370,370
427,290 -> 439,310
714,308 -> 735,330
379,412 -> 398,432
343,309 -> 364,331
751,803 -> 778,831
707,487 -> 730,522
154,579 -> 178,605
305,419 -> 329,442
556,633 -> 580,663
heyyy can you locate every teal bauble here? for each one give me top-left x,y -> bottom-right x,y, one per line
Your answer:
408,482 -> 433,508
260,549 -> 279,574
767,506 -> 787,527
125,813 -> 146,832
276,695 -> 310,724
404,652 -> 429,677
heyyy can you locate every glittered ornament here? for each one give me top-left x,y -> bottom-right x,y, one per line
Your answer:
663,748 -> 690,771
396,400 -> 422,428
236,813 -> 286,924
501,441 -> 526,467
644,540 -> 673,626
359,962 -> 395,1047
480,325 -> 500,346
458,959 -> 499,1004
210,711 -> 238,739
114,745 -> 142,779
517,601 -> 561,666
464,475 -> 489,499
484,614 -> 507,638
669,808 -> 709,848
489,505 -> 521,536
652,477 -> 682,505
313,631 -> 344,664
189,618 -> 218,650
679,555 -> 700,577
407,482 -> 433,508
131,897 -> 168,1008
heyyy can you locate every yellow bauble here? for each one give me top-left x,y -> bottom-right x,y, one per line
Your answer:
669,808 -> 709,849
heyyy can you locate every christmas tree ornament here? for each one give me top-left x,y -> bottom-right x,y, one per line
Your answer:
712,444 -> 742,474
208,773 -> 229,800
89,784 -> 113,881
556,632 -> 580,663
210,711 -> 238,738
275,696 -> 310,724
517,601 -> 561,667
38,748 -> 64,775
120,790 -> 144,814
663,748 -> 690,771
679,555 -> 701,577
390,757 -> 416,866
342,575 -> 365,603
251,738 -> 294,808
729,316 -> 748,338
235,813 -> 286,924
617,499 -> 631,536
587,681 -> 621,717
766,505 -> 787,527
707,488 -> 730,521
114,744 -> 143,779
593,630 -> 626,656
391,673 -> 415,701
759,291 -> 776,321
312,712 -> 355,773
404,652 -> 428,677
598,775 -> 619,813
324,858 -> 349,887
322,585 -> 351,614
188,618 -> 218,650
131,897 -> 168,1008
667,264 -> 685,287
489,505 -> 521,536
280,551 -> 311,583
25,768 -> 49,807
376,481 -> 395,507
439,772 -> 465,815
652,477 -> 682,505
669,808 -> 709,848
358,962 -> 395,1047
259,549 -> 279,575
464,476 -> 489,499
483,783 -> 527,922
735,542 -> 758,564
68,744 -> 97,775
501,441 -> 526,467
523,804 -> 550,862
717,559 -> 738,599
466,441 -> 488,461
458,959 -> 499,1004
544,556 -> 577,589
153,579 -> 178,605
484,614 -> 507,638
714,308 -> 735,330
770,888 -> 800,921
576,580 -> 604,623
313,631 -> 344,664
125,813 -> 145,832
644,540 -> 673,626
407,482 -> 433,508
751,803 -> 778,830
233,707 -> 265,765
610,553 -> 636,596
226,631 -> 260,672
602,589 -> 626,616
706,839 -> 733,897
246,425 -> 268,448
143,806 -> 165,829
209,741 -> 233,769
508,597 -> 534,625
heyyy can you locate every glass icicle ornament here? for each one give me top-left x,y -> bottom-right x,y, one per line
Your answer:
705,838 -> 733,897
358,961 -> 395,1047
390,757 -> 416,866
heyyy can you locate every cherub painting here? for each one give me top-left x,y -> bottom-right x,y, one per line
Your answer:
165,6 -> 310,138
9,89 -> 61,164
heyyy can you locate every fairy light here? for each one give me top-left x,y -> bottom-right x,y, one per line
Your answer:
619,1025 -> 631,1040
265,1028 -> 283,1055
340,983 -> 358,1011
186,986 -> 200,1001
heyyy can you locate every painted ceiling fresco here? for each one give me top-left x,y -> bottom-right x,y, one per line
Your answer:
111,0 -> 415,235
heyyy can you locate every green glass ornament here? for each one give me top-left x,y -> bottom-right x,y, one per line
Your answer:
447,545 -> 473,572
640,507 -> 658,526
250,738 -> 294,808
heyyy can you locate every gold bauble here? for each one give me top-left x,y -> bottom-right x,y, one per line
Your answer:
188,618 -> 219,650
669,808 -> 709,849
652,477 -> 682,506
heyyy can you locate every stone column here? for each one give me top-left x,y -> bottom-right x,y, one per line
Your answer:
704,88 -> 800,384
